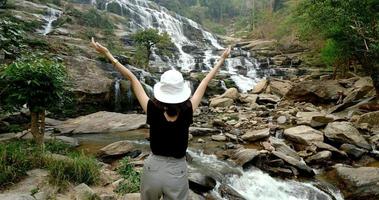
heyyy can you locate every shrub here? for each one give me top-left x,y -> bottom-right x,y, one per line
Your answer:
114,157 -> 140,194
47,152 -> 100,186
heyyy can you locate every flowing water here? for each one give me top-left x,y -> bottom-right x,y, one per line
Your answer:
72,130 -> 344,200
38,7 -> 61,35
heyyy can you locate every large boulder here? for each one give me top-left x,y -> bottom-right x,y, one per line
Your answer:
74,183 -> 98,200
251,79 -> 268,94
241,128 -> 270,142
232,148 -> 260,167
52,112 -> 146,134
285,80 -> 346,104
283,125 -> 324,145
269,78 -> 293,97
324,122 -> 371,150
335,166 -> 379,200
305,151 -> 332,164
210,98 -> 234,108
269,137 -> 301,160
220,88 -> 240,100
296,112 -> 334,128
272,151 -> 315,177
98,140 -> 135,157
188,172 -> 217,194
357,111 -> 379,128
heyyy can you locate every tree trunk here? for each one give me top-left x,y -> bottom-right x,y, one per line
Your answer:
30,110 -> 45,148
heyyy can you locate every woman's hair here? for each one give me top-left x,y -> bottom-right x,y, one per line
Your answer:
152,98 -> 190,117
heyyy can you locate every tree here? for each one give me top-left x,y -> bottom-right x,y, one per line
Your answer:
296,0 -> 379,98
131,29 -> 174,69
0,55 -> 69,146
0,0 -> 7,8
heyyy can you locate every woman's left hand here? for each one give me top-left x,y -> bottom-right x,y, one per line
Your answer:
91,37 -> 110,55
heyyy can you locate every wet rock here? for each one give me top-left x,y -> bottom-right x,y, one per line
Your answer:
98,140 -> 135,157
197,138 -> 205,143
210,98 -> 234,108
370,134 -> 379,149
52,112 -> 146,134
219,88 -> 240,100
239,94 -> 258,104
74,183 -> 98,200
189,127 -> 220,136
340,144 -> 367,159
53,136 -> 79,147
232,147 -> 260,167
257,94 -> 281,104
121,193 -> 140,200
296,112 -> 334,128
188,173 -> 217,194
251,79 -> 268,94
269,137 -> 301,161
218,184 -> 246,200
211,134 -> 227,141
189,190 -> 205,200
335,166 -> 379,200
305,151 -> 332,164
357,111 -> 379,128
0,194 -> 35,200
312,142 -> 347,157
330,84 -> 375,113
324,122 -> 371,150
269,78 -> 293,97
283,125 -> 324,145
272,151 -> 315,177
285,80 -> 346,104
241,128 -> 270,142
277,116 -> 287,124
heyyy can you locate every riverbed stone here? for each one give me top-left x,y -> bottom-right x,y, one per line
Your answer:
257,94 -> 281,104
269,78 -> 292,97
121,193 -> 140,200
218,184 -> 246,200
283,125 -> 324,145
239,93 -> 258,104
188,172 -> 217,193
324,122 -> 371,150
296,112 -> 334,127
211,134 -> 227,141
52,112 -> 147,134
336,166 -> 379,200
312,141 -> 347,157
98,140 -> 135,157
251,79 -> 268,94
0,194 -> 35,200
269,137 -> 301,161
241,128 -> 270,142
74,183 -> 98,200
189,127 -> 220,136
220,88 -> 240,100
210,98 -> 234,108
305,150 -> 332,164
357,111 -> 379,128
232,147 -> 260,167
340,144 -> 367,159
272,151 -> 315,177
54,136 -> 79,147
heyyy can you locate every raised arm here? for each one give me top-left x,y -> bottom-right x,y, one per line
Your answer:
190,46 -> 231,111
91,38 -> 149,113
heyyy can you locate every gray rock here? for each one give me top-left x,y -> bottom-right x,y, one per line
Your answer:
210,98 -> 234,108
232,148 -> 260,167
283,125 -> 324,145
211,134 -> 227,141
74,183 -> 98,200
340,144 -> 367,159
312,142 -> 347,157
269,137 -> 301,161
188,173 -> 216,193
189,127 -> 220,136
257,94 -> 281,104
305,151 -> 332,164
269,78 -> 293,97
239,94 -> 258,104
121,193 -> 140,200
219,88 -> 240,100
272,151 -> 315,176
277,116 -> 287,124
357,111 -> 379,128
53,136 -> 79,147
0,194 -> 35,200
241,128 -> 270,142
336,166 -> 379,200
251,79 -> 268,94
99,140 -> 135,157
324,122 -> 371,150
52,112 -> 146,134
218,184 -> 246,200
296,112 -> 334,127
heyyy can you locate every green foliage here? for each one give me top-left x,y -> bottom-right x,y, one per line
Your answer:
7,124 -> 23,133
0,0 -> 7,8
0,54 -> 69,113
320,39 -> 344,67
79,8 -> 114,30
0,139 -> 71,189
114,157 -> 140,194
47,152 -> 100,186
0,18 -> 26,60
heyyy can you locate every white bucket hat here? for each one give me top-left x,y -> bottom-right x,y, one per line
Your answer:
153,70 -> 191,104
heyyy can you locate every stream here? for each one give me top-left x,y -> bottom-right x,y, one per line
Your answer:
73,129 -> 344,200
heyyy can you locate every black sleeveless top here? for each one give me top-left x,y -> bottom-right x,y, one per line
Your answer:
146,99 -> 193,158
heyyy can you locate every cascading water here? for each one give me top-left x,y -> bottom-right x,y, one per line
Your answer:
188,150 -> 344,200
38,7 -> 61,36
100,0 -> 262,92
114,78 -> 121,111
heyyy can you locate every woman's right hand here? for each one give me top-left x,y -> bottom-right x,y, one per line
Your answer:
221,46 -> 231,59
91,37 -> 110,55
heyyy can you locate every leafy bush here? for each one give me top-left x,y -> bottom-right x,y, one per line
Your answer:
47,152 -> 100,186
114,157 -> 140,194
0,18 -> 25,61
80,8 -> 114,30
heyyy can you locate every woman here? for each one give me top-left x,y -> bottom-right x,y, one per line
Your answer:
91,37 -> 231,200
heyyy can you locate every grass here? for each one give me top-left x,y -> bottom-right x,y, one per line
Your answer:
0,139 -> 100,190
114,157 -> 140,194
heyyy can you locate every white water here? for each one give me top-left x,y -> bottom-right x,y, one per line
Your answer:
102,0 -> 261,92
39,7 -> 61,35
188,150 -> 344,200
114,78 -> 121,111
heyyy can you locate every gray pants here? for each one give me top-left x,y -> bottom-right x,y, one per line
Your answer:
140,154 -> 189,200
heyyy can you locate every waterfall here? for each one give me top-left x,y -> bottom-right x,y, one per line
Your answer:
39,7 -> 61,36
114,78 -> 121,111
